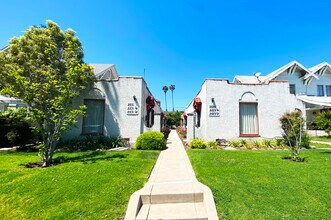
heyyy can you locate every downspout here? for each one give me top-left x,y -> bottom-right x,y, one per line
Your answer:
193,112 -> 196,139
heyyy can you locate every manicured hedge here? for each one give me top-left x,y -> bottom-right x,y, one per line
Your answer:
135,131 -> 167,150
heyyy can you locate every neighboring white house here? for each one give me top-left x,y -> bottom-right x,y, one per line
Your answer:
63,64 -> 163,143
0,95 -> 27,112
185,61 -> 331,141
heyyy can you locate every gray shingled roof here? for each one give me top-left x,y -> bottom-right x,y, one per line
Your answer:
90,64 -> 115,75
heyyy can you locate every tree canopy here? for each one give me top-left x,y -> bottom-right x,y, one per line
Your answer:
313,110 -> 331,136
166,111 -> 183,127
0,20 -> 95,166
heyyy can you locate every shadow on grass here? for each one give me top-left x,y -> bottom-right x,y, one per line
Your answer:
320,151 -> 331,154
53,151 -> 128,165
282,155 -> 306,162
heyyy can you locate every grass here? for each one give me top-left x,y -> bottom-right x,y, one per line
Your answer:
311,136 -> 331,143
188,149 -> 331,220
310,142 -> 331,149
0,150 -> 159,219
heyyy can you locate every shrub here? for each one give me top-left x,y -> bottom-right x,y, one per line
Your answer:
229,140 -> 240,148
190,139 -> 207,149
207,141 -> 218,149
0,108 -> 37,148
262,139 -> 272,148
274,138 -> 284,147
239,139 -> 248,148
58,136 -> 124,151
313,110 -> 331,135
161,127 -> 171,139
300,132 -> 311,149
176,126 -> 187,138
135,131 -> 167,150
252,140 -> 261,148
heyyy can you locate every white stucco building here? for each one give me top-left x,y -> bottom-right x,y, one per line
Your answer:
185,61 -> 331,141
63,64 -> 163,143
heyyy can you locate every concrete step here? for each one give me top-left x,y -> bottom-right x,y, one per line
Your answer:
140,182 -> 204,204
136,202 -> 208,220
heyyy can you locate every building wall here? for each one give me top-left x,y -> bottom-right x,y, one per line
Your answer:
307,71 -> 331,96
186,79 -> 304,141
275,69 -> 331,96
63,77 -> 161,143
275,71 -> 308,94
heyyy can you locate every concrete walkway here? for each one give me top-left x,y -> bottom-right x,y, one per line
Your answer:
125,130 -> 218,220
311,140 -> 331,145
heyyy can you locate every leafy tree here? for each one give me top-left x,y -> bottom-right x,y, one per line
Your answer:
0,20 -> 95,166
313,110 -> 331,136
166,111 -> 183,127
279,110 -> 308,161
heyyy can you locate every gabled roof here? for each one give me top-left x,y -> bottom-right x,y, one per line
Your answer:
90,64 -> 119,80
262,60 -> 311,82
0,46 -> 8,52
232,60 -> 331,85
0,94 -> 25,104
309,62 -> 331,77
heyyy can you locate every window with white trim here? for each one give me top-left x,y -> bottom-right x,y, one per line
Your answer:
317,85 -> 324,96
326,85 -> 331,97
82,99 -> 105,135
239,103 -> 258,136
289,84 -> 296,94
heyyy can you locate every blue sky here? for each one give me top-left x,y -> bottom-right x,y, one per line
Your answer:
1,0 -> 331,111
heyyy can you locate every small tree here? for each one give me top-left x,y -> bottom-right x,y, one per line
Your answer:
0,20 -> 95,166
279,110 -> 307,161
313,110 -> 331,136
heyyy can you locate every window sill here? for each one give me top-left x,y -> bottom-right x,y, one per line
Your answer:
239,134 -> 260,137
80,133 -> 104,136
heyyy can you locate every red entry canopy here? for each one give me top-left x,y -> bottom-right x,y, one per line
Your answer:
193,97 -> 202,112
146,95 -> 155,110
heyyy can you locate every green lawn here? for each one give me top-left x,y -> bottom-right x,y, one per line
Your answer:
0,150 -> 159,219
311,142 -> 331,149
311,136 -> 331,143
188,149 -> 331,220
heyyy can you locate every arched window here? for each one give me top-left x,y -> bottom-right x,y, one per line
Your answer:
239,92 -> 259,137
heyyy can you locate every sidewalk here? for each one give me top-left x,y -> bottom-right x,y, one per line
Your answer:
124,130 -> 218,220
311,140 -> 331,145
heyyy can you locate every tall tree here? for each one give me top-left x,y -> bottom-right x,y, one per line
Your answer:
162,86 -> 168,112
169,84 -> 175,112
0,20 -> 95,167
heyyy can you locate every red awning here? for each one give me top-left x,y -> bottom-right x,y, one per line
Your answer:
193,97 -> 202,112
